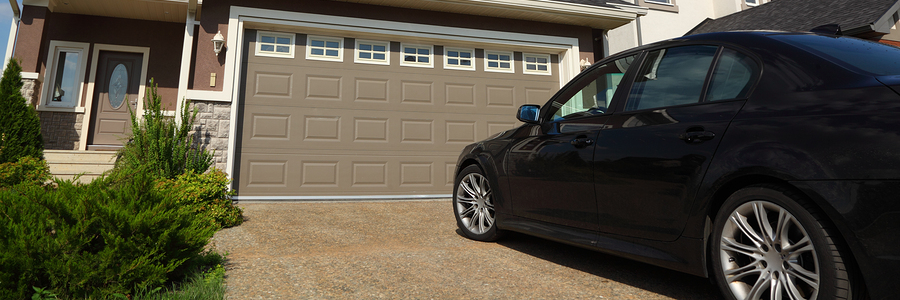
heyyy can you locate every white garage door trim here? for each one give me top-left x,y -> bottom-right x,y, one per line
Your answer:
216,6 -> 583,200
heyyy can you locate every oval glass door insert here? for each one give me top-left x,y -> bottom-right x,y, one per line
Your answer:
109,64 -> 128,109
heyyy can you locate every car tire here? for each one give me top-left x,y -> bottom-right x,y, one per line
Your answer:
710,184 -> 854,300
453,164 -> 503,241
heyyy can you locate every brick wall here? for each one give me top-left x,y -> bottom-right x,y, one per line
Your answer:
191,101 -> 232,171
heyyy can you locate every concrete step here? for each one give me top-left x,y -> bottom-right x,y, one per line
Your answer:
44,150 -> 117,183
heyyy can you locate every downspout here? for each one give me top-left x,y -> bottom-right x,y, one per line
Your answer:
635,14 -> 643,46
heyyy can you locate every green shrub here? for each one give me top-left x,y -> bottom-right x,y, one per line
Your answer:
0,156 -> 50,188
156,169 -> 243,228
0,58 -> 43,163
0,172 -> 217,299
113,79 -> 212,180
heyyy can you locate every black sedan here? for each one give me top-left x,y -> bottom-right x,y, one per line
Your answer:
453,31 -> 900,300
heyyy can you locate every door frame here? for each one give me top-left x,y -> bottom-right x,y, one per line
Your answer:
79,44 -> 150,150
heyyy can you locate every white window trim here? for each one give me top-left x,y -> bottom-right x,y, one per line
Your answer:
354,39 -> 390,65
484,50 -> 515,73
255,31 -> 295,58
37,40 -> 89,113
400,43 -> 434,68
306,35 -> 344,62
443,47 -> 475,71
745,0 -> 759,6
523,53 -> 552,76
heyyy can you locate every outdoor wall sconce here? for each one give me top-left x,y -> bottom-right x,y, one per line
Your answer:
212,31 -> 226,55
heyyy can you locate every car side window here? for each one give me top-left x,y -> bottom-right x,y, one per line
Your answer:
550,55 -> 636,120
625,45 -> 718,111
706,48 -> 758,101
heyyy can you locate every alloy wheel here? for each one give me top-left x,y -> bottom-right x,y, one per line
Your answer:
719,200 -> 820,300
455,172 -> 495,235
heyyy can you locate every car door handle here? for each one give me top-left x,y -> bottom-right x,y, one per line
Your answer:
679,131 -> 715,143
570,137 -> 594,148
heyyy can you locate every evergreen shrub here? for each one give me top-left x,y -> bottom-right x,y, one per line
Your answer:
0,156 -> 50,188
0,58 -> 43,163
0,172 -> 217,299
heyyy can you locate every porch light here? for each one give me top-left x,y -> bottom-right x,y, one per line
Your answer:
212,31 -> 226,55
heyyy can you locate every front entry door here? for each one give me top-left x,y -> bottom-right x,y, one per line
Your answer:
88,51 -> 143,149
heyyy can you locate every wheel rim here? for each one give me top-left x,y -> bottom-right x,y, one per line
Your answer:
719,201 -> 820,300
455,172 -> 495,235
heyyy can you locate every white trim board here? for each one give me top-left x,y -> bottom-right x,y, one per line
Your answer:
234,194 -> 454,202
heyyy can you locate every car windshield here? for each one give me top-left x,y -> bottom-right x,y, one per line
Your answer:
771,34 -> 900,76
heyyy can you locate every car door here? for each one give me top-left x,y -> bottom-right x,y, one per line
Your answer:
506,55 -> 637,231
594,46 -> 759,241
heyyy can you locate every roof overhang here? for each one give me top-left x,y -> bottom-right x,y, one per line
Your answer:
9,0 -> 20,20
328,0 -> 647,29
23,0 -> 199,23
23,0 -> 645,29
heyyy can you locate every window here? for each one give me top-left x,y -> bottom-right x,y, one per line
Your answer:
401,44 -> 433,67
307,35 -> 343,61
485,50 -> 514,73
550,55 -> 636,120
256,31 -> 294,58
706,48 -> 758,101
444,47 -> 475,70
745,0 -> 759,5
646,0 -> 672,4
523,53 -> 551,75
625,45 -> 718,111
355,40 -> 389,65
40,41 -> 89,111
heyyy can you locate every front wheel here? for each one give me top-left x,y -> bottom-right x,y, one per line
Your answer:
453,164 -> 502,241
710,185 -> 855,300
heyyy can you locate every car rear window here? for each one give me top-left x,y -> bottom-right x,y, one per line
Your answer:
771,34 -> 900,76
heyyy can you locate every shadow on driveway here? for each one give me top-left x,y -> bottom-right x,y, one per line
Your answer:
491,231 -> 721,300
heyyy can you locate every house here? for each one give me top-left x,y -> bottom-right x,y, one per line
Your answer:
11,0 -> 652,200
686,0 -> 900,46
607,0 -> 774,55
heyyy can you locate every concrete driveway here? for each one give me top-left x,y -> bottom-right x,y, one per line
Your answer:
210,200 -> 721,299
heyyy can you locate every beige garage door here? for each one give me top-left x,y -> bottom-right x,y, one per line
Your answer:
235,30 -> 560,198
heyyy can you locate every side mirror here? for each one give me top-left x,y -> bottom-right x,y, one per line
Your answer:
516,105 -> 540,123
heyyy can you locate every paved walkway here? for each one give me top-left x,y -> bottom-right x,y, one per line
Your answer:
210,200 -> 720,299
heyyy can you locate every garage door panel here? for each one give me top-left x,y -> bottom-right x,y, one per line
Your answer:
242,106 -> 513,151
245,64 -> 556,113
238,151 -> 458,195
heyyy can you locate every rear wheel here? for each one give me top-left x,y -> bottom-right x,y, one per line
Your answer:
453,165 -> 502,241
710,185 -> 854,300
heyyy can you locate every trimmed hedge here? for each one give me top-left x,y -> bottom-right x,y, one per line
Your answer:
0,172 -> 217,299
0,156 -> 50,188
156,169 -> 243,228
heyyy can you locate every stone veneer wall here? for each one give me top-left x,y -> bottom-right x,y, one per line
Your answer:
22,78 -> 84,150
191,101 -> 232,171
39,112 -> 83,150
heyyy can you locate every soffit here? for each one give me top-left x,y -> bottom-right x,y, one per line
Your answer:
326,0 -> 644,29
42,0 -> 194,23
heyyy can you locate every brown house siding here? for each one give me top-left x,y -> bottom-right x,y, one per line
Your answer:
39,13 -> 184,109
190,0 -> 597,91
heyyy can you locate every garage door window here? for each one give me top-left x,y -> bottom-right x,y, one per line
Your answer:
485,50 -> 514,73
307,35 -> 343,61
401,44 -> 433,68
444,47 -> 475,70
256,31 -> 294,58
524,53 -> 551,75
355,40 -> 389,65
